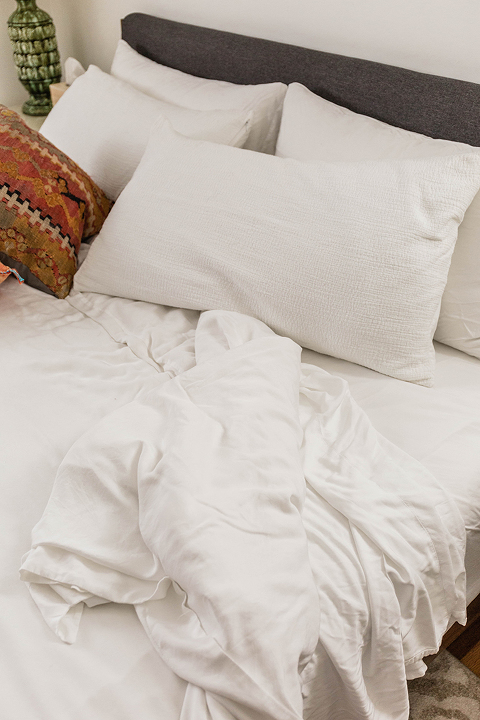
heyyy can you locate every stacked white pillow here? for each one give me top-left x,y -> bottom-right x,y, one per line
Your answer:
74,121 -> 480,386
40,65 -> 254,200
110,39 -> 287,155
276,82 -> 480,360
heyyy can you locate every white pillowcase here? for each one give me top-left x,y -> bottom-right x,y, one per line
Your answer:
276,82 -> 480,360
40,64 -> 252,200
110,39 -> 286,155
74,121 -> 480,386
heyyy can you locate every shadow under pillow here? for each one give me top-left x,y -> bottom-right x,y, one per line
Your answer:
0,106 -> 112,299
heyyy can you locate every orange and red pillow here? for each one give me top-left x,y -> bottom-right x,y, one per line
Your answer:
0,106 -> 112,299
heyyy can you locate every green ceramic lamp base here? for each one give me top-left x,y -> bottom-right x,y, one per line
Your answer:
8,0 -> 61,118
22,93 -> 52,116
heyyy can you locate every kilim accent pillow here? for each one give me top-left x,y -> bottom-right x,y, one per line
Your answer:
0,106 -> 112,298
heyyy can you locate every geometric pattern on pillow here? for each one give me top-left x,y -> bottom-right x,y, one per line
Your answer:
0,106 -> 112,298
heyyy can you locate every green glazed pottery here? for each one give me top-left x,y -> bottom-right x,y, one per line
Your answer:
7,0 -> 61,116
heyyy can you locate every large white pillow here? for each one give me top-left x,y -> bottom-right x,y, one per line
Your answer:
74,121 -> 480,386
40,65 -> 252,200
276,82 -> 480,360
110,39 -> 286,155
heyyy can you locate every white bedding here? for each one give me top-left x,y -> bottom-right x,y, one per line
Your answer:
1,276 -> 479,719
0,280 -> 189,720
303,344 -> 480,604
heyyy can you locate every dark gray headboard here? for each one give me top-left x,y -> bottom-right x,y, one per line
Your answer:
122,12 -> 480,147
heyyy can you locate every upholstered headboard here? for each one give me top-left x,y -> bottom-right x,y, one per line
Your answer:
121,12 -> 480,147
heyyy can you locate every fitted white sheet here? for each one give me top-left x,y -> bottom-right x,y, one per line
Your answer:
1,275 -> 479,719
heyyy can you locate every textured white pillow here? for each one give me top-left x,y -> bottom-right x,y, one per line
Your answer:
40,65 -> 252,200
111,39 -> 286,155
276,82 -> 480,360
74,121 -> 480,386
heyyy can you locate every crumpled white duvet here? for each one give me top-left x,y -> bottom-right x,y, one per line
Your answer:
20,309 -> 466,720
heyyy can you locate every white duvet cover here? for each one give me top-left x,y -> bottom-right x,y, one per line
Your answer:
15,289 -> 467,720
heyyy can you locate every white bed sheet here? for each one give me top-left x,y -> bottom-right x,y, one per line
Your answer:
302,343 -> 480,604
0,279 -> 190,720
1,275 -> 479,719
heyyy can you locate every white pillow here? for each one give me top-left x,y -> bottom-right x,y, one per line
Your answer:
40,65 -> 252,200
110,39 -> 286,155
74,121 -> 480,385
276,82 -> 480,360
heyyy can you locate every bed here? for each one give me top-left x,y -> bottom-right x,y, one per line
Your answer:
1,12 -> 480,720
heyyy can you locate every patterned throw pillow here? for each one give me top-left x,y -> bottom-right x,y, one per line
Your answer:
0,106 -> 112,298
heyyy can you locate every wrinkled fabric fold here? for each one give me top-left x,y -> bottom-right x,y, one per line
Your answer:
21,309 -> 466,720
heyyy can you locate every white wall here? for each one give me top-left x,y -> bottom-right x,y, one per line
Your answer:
2,0 -> 480,108
65,0 -> 480,84
0,0 -> 77,106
